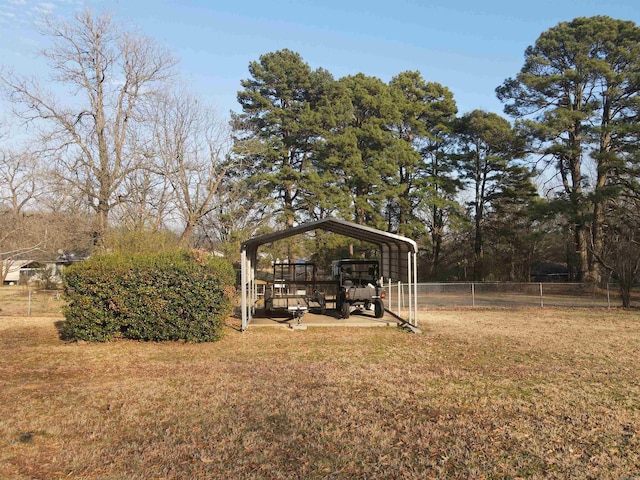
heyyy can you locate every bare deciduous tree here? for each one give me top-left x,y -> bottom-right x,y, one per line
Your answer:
0,149 -> 43,219
113,166 -> 174,232
0,9 -> 177,247
152,89 -> 232,246
195,178 -> 270,261
0,138 -> 46,283
594,195 -> 640,308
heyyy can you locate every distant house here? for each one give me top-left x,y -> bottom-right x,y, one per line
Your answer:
2,249 -> 89,285
3,260 -> 30,284
2,259 -> 61,285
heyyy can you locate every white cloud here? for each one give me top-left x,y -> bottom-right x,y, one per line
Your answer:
35,2 -> 56,14
0,6 -> 17,25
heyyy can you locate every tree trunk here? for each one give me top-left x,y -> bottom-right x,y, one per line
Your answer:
566,93 -> 589,282
431,232 -> 442,280
178,221 -> 196,246
429,205 -> 443,279
94,200 -> 110,248
620,286 -> 631,309
574,224 -> 588,282
284,186 -> 295,229
590,98 -> 613,285
589,201 -> 605,284
473,197 -> 484,281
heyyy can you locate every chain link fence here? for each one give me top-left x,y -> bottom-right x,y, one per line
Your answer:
0,287 -> 65,316
385,282 -> 638,314
3,282 -> 636,319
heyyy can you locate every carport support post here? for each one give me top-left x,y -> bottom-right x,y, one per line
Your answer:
413,251 -> 418,327
241,249 -> 247,331
407,252 -> 413,326
253,273 -> 258,315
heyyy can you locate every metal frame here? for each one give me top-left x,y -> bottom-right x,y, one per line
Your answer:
240,217 -> 418,331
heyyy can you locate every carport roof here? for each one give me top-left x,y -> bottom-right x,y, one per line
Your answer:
241,217 -> 417,282
241,217 -> 417,254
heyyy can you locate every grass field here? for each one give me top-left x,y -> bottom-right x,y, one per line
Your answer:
1,309 -> 639,479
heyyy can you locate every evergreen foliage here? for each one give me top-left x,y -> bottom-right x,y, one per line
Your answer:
497,15 -> 640,282
388,71 -> 458,238
62,250 -> 235,342
232,49 -> 329,228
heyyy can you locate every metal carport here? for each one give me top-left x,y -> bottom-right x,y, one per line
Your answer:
240,217 -> 418,330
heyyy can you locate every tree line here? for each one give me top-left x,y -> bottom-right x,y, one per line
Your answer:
1,11 -> 639,305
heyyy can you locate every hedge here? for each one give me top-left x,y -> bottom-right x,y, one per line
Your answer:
62,250 -> 235,342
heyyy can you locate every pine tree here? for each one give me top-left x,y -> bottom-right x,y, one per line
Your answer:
497,16 -> 640,282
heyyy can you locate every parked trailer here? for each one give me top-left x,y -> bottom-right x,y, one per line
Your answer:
264,263 -> 326,321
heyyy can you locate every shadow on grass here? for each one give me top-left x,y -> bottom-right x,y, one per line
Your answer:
55,318 -> 243,337
54,320 -> 70,341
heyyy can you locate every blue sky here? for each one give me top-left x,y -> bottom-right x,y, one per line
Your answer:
1,0 -> 640,119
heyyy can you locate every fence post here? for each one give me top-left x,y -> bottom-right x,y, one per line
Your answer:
28,288 -> 32,316
471,282 -> 475,307
607,283 -> 611,309
539,282 -> 544,308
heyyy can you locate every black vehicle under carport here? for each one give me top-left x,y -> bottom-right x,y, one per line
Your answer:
333,258 -> 386,319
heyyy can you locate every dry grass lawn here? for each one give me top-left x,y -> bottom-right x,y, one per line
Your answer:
1,308 -> 639,479
0,286 -> 66,317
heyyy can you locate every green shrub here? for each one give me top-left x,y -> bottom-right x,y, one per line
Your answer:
103,228 -> 181,255
62,250 -> 235,342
